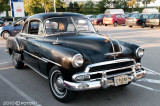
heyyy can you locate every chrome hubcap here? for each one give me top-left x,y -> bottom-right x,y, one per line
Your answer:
3,32 -> 10,39
50,70 -> 67,98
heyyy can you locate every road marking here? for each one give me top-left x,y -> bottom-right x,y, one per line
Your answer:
139,78 -> 160,84
0,74 -> 42,106
0,66 -> 14,70
0,62 -> 11,65
143,66 -> 160,76
132,82 -> 156,91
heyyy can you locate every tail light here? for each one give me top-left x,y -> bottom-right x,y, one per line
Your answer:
1,23 -> 5,26
136,19 -> 139,21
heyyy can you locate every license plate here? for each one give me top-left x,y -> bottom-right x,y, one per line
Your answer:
150,20 -> 154,22
114,75 -> 128,86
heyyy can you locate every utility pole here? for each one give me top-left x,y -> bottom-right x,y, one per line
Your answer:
54,0 -> 56,12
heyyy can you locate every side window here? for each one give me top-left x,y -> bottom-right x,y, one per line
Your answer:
28,20 -> 41,35
121,15 -> 125,18
116,15 -> 120,18
22,22 -> 28,33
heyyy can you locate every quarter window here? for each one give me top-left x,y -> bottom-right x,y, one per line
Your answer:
22,21 -> 28,33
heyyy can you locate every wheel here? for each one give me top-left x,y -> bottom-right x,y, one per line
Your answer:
2,31 -> 10,39
151,25 -> 154,28
98,22 -> 102,26
142,22 -> 145,28
49,66 -> 77,103
12,51 -> 24,69
113,22 -> 118,27
105,24 -> 107,26
129,25 -> 132,28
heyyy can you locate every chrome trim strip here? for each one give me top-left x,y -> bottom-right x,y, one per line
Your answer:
84,58 -> 135,72
104,52 -> 122,56
23,50 -> 61,66
24,62 -> 48,79
24,50 -> 48,63
41,57 -> 61,66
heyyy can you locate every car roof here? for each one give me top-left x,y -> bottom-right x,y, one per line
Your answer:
27,12 -> 85,21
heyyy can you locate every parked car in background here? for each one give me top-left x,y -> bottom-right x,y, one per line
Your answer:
103,14 -> 126,27
126,13 -> 142,27
125,13 -> 132,18
0,17 -> 27,39
0,20 -> 5,27
126,14 -> 149,28
86,15 -> 97,20
91,14 -> 105,26
6,12 -> 146,103
146,14 -> 160,28
0,17 -> 13,22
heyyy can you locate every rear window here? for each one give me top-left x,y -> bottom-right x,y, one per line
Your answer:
97,14 -> 104,18
148,14 -> 159,19
141,14 -> 148,18
105,14 -> 113,18
130,14 -> 141,18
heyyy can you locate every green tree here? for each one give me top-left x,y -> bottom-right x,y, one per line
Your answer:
24,0 -> 42,15
97,0 -> 110,12
0,0 -> 10,13
81,0 -> 94,13
67,2 -> 74,12
41,0 -> 52,12
55,0 -> 65,12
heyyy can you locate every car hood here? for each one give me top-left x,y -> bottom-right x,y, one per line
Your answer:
52,33 -> 124,63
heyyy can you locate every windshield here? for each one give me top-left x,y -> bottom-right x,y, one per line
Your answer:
72,17 -> 95,33
45,17 -> 95,35
97,14 -> 104,19
130,14 -> 141,18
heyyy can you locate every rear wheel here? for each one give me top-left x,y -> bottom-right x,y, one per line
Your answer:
49,66 -> 77,103
151,25 -> 154,28
114,22 -> 118,27
142,22 -> 145,28
12,51 -> 24,69
98,22 -> 102,26
129,25 -> 132,28
2,31 -> 10,39
105,24 -> 107,26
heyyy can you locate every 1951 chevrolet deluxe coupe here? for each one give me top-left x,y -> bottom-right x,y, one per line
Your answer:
6,12 -> 146,103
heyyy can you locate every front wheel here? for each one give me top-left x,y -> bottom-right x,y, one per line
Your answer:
49,66 -> 77,103
2,31 -> 10,39
98,22 -> 102,26
12,51 -> 24,69
114,22 -> 118,27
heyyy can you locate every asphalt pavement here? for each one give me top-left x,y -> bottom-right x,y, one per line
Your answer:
0,25 -> 160,106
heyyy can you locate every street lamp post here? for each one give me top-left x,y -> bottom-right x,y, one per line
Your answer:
54,0 -> 56,12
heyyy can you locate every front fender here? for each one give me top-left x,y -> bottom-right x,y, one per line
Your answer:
119,41 -> 142,62
6,37 -> 21,54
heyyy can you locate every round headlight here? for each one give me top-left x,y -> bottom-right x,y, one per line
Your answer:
72,54 -> 84,68
136,47 -> 144,58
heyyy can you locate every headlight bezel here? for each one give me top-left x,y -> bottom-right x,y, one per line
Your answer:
136,47 -> 144,58
72,54 -> 84,68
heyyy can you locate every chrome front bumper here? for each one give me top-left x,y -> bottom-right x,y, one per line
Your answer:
63,68 -> 146,91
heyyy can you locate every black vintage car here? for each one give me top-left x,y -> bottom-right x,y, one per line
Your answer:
6,12 -> 146,103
